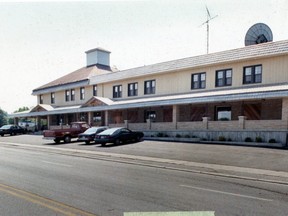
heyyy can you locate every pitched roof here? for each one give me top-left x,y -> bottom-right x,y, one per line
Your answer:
90,40 -> 288,84
33,64 -> 114,92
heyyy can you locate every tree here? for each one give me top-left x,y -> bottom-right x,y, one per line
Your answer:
0,108 -> 8,126
14,106 -> 29,113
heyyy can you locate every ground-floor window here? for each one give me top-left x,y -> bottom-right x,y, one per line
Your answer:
216,106 -> 232,121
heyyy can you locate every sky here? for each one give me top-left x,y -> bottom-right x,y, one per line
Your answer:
0,0 -> 287,113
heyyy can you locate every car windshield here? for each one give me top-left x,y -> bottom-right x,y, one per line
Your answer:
84,128 -> 98,133
98,128 -> 121,135
0,125 -> 12,129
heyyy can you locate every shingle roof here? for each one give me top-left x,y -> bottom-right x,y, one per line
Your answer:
33,64 -> 114,92
90,40 -> 288,84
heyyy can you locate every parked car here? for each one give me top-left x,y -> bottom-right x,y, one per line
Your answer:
77,126 -> 108,144
94,127 -> 144,146
18,120 -> 36,132
43,122 -> 90,143
0,125 -> 26,136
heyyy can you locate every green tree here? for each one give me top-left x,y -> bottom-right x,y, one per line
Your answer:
0,108 -> 8,126
14,106 -> 29,113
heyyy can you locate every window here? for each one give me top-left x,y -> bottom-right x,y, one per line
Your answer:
113,85 -> 122,98
51,92 -> 55,104
128,82 -> 138,97
71,89 -> 75,101
216,69 -> 232,87
40,95 -> 43,104
144,80 -> 156,94
216,107 -> 231,121
243,65 -> 262,84
65,90 -> 70,102
191,73 -> 206,89
93,85 -> 97,96
80,87 -> 85,100
145,110 -> 156,122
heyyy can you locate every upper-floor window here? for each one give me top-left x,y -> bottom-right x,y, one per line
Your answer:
113,85 -> 122,98
65,90 -> 70,102
51,92 -> 55,104
40,94 -> 43,104
128,82 -> 138,97
243,65 -> 262,84
80,87 -> 85,100
144,80 -> 156,95
191,72 -> 206,89
216,69 -> 232,87
71,89 -> 75,101
93,85 -> 97,96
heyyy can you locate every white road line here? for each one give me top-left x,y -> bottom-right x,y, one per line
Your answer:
41,160 -> 73,168
180,185 -> 273,202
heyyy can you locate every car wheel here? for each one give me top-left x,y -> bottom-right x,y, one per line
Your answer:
101,143 -> 106,147
54,139 -> 61,144
85,141 -> 90,144
1,134 -> 4,137
114,139 -> 120,145
64,136 -> 71,143
136,136 -> 141,142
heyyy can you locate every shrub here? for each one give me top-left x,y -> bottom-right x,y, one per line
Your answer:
156,132 -> 164,137
175,134 -> 182,138
192,135 -> 197,138
218,136 -> 226,141
245,137 -> 253,142
255,136 -> 262,143
184,134 -> 191,138
269,138 -> 277,143
164,134 -> 169,137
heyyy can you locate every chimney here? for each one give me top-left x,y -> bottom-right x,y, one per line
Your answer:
85,47 -> 111,67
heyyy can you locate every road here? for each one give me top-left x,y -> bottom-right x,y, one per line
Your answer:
0,135 -> 288,215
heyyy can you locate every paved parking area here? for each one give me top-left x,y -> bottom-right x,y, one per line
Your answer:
1,134 -> 288,172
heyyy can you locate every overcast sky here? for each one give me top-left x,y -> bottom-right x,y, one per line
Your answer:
0,0 -> 287,113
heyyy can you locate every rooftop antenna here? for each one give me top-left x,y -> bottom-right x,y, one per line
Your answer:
200,5 -> 218,54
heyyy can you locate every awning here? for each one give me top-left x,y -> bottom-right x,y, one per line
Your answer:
9,83 -> 288,118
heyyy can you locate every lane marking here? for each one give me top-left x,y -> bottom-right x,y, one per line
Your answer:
41,160 -> 73,167
180,185 -> 273,202
0,183 -> 97,216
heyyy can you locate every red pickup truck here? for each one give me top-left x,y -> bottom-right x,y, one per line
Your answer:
43,122 -> 90,144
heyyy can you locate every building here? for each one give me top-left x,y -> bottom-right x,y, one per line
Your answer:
11,40 -> 288,144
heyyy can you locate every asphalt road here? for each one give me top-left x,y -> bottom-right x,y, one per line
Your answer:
0,135 -> 288,215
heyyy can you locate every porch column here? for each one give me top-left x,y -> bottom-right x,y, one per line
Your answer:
238,116 -> 246,130
146,119 -> 151,130
37,116 -> 41,131
14,117 -> 19,125
172,105 -> 179,129
47,115 -> 51,130
124,120 -> 129,129
104,110 -> 109,126
88,112 -> 93,126
202,117 -> 210,130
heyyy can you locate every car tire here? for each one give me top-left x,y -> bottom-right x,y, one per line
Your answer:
114,139 -> 120,145
85,141 -> 90,144
54,139 -> 61,144
64,136 -> 71,143
101,143 -> 106,147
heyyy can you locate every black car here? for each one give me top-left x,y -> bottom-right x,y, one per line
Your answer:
0,125 -> 26,136
94,127 -> 144,146
77,126 -> 108,144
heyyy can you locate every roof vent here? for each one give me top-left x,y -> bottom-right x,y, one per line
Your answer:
85,47 -> 111,67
